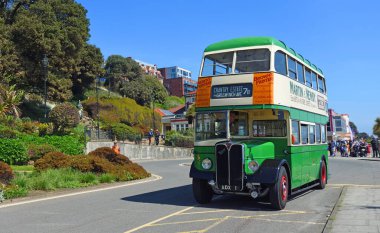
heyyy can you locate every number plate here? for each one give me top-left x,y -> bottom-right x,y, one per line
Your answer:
220,185 -> 240,191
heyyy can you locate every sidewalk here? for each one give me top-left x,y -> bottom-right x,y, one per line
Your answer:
324,187 -> 380,232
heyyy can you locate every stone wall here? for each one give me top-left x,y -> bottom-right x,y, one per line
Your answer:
86,142 -> 193,160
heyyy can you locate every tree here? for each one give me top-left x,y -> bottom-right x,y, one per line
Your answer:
356,132 -> 369,139
72,44 -> 104,99
123,75 -> 168,106
373,118 -> 380,138
349,121 -> 359,136
49,102 -> 80,133
105,55 -> 143,93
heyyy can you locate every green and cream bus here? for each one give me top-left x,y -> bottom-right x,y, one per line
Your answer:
190,37 -> 328,210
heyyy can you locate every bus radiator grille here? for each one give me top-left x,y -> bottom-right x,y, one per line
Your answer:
215,144 -> 244,191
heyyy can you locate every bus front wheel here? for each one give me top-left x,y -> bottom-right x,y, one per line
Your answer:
269,166 -> 288,210
192,178 -> 213,204
317,160 -> 327,189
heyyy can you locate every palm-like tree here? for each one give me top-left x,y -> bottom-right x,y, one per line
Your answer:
0,84 -> 24,118
374,118 -> 380,137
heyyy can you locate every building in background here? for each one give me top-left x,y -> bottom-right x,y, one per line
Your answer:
134,59 -> 164,83
327,109 -> 353,141
159,66 -> 197,97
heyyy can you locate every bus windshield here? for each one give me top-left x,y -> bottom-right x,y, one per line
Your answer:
195,112 -> 227,141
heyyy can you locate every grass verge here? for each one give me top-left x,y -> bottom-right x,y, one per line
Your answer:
3,168 -> 124,200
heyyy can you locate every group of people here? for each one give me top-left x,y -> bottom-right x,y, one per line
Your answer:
148,129 -> 162,146
328,137 -> 379,158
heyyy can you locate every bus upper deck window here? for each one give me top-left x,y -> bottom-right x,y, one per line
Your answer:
275,51 -> 287,75
305,69 -> 312,88
201,52 -> 234,77
317,76 -> 325,93
311,72 -> 318,90
235,49 -> 270,73
297,62 -> 305,84
287,57 -> 297,80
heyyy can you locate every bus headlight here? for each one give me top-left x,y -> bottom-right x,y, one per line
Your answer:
248,160 -> 259,172
201,158 -> 212,170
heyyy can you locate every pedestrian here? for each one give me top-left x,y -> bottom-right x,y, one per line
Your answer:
371,137 -> 379,158
154,129 -> 160,146
112,141 -> 120,154
148,129 -> 154,145
330,140 -> 336,157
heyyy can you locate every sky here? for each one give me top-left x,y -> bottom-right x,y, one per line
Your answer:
77,0 -> 380,134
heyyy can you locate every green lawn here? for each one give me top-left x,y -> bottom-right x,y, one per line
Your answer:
10,165 -> 34,172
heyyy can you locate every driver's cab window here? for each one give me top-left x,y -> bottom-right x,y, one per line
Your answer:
229,111 -> 248,136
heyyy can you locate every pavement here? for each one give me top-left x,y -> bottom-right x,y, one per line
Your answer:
324,187 -> 380,233
324,155 -> 380,233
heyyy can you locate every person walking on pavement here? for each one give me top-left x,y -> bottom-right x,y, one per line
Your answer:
148,129 -> 154,146
371,137 -> 379,158
154,129 -> 160,146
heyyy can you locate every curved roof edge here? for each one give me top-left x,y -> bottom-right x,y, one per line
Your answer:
204,36 -> 323,75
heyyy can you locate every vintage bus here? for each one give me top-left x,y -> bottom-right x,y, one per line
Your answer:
190,37 -> 328,210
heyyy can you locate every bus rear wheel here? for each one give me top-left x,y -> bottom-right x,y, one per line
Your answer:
317,160 -> 327,189
192,178 -> 213,204
269,166 -> 288,210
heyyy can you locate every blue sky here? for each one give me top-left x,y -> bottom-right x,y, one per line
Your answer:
77,0 -> 379,134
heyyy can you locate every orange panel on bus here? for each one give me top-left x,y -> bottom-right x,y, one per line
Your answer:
253,72 -> 274,104
196,77 -> 212,107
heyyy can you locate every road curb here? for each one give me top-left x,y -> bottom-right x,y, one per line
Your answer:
0,174 -> 162,209
322,186 -> 346,233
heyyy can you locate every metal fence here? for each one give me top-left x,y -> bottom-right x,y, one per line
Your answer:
85,127 -> 114,142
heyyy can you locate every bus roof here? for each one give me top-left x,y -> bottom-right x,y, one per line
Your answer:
204,36 -> 323,75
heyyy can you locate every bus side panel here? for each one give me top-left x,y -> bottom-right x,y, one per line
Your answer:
309,145 -> 328,181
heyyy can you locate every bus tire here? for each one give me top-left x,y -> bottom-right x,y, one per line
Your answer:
192,178 -> 213,204
317,160 -> 327,189
269,166 -> 288,210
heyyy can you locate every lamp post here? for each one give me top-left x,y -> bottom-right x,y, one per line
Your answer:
95,77 -> 100,139
42,54 -> 49,121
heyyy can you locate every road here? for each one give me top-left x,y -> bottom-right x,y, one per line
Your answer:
1,157 -> 380,233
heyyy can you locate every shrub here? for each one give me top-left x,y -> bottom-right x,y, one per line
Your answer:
164,130 -> 194,148
34,152 -> 71,171
19,135 -> 84,155
0,162 -> 14,185
49,103 -> 80,133
111,123 -> 140,142
37,123 -> 53,136
88,147 -> 132,165
28,144 -> 58,161
70,155 -> 94,172
0,139 -> 28,165
0,127 -> 18,139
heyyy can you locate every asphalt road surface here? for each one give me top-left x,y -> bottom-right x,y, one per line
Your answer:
1,157 -> 380,233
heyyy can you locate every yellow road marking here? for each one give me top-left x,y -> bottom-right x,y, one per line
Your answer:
149,218 -> 222,227
178,211 -> 312,233
124,206 -> 194,233
177,209 -> 234,215
232,216 -> 325,225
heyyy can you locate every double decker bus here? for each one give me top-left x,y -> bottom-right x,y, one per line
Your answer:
190,37 -> 328,209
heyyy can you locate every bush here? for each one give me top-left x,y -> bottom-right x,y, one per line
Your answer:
34,152 -> 71,171
0,162 -> 14,185
0,127 -> 18,139
83,97 -> 161,133
110,123 -> 140,142
49,103 -> 80,133
0,139 -> 28,165
164,130 -> 194,148
3,185 -> 28,199
19,135 -> 84,155
37,123 -> 53,136
88,147 -> 131,165
28,144 -> 58,161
